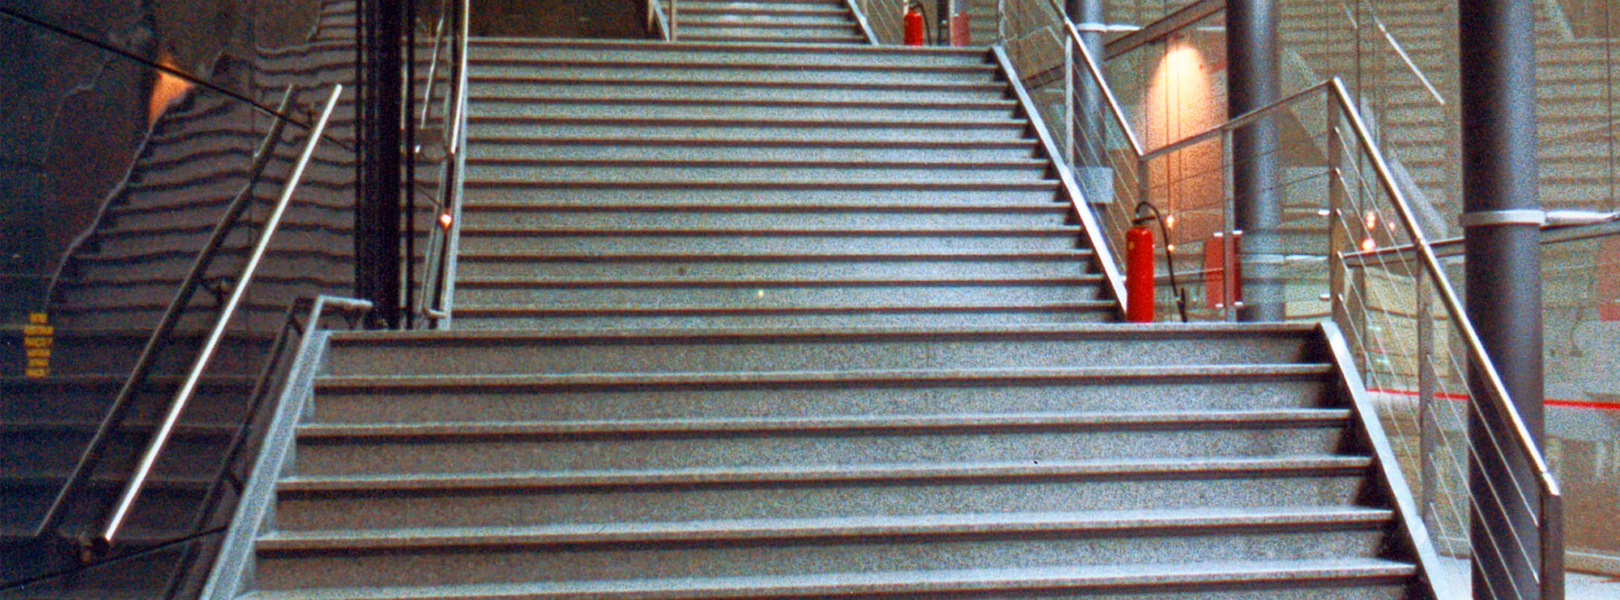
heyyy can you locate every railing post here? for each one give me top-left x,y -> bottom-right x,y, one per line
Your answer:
1416,268 -> 1436,527
671,0 -> 678,40
1221,127 -> 1238,322
1328,100 -> 1347,328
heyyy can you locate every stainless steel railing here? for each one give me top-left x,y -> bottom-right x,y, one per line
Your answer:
96,84 -> 345,548
416,0 -> 470,327
977,0 -> 1564,595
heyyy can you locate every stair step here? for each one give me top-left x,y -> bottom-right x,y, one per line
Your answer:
469,95 -> 1018,121
464,138 -> 1038,162
253,507 -> 1395,589
680,17 -> 858,31
265,506 -> 1391,547
465,118 -> 1030,144
469,38 -> 990,68
321,323 -> 1323,377
448,302 -> 1119,329
247,558 -> 1418,599
461,158 -> 1049,183
307,363 -> 1339,424
451,277 -> 1110,308
274,457 -> 1376,532
676,32 -> 868,44
469,62 -> 997,86
452,249 -> 1091,279
290,409 -> 1352,476
468,79 -> 1009,103
459,182 -> 1058,205
454,226 -> 1081,254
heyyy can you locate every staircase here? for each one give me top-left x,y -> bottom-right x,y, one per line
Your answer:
202,31 -> 1442,600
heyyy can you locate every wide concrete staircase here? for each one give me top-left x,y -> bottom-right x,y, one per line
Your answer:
203,36 -> 1441,600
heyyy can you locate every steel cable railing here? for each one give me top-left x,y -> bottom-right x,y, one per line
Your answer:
973,0 -> 1564,596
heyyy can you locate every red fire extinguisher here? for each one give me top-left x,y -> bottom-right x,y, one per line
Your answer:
903,1 -> 927,46
1127,201 -> 1189,323
1126,220 -> 1156,323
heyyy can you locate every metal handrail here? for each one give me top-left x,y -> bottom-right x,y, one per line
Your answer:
991,47 -> 1129,311
29,84 -> 300,543
1003,0 -> 1561,590
846,0 -> 880,45
96,84 -> 345,548
1329,76 -> 1563,599
419,0 -> 470,326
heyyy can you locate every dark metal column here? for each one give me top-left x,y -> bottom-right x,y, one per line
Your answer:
357,0 -> 403,328
1459,0 -> 1544,597
1068,0 -> 1104,172
1226,0 -> 1284,321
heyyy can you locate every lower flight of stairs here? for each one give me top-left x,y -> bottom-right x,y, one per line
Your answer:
204,322 -> 1436,599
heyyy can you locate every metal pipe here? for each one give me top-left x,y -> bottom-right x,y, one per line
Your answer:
1142,81 -> 1331,162
98,85 -> 344,547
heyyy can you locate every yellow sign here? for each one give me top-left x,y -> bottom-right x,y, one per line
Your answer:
22,312 -> 51,378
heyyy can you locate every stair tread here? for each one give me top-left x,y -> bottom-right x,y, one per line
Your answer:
295,408 -> 1355,439
467,114 -> 1024,127
463,157 -> 1044,168
469,95 -> 1018,109
330,321 -> 1320,344
247,557 -> 1417,599
455,250 -> 1086,260
449,301 -> 1120,317
465,136 -> 1034,149
456,275 -> 1105,287
278,456 -> 1374,492
314,364 -> 1336,391
258,506 -> 1393,550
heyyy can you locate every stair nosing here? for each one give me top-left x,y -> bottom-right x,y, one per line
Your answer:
278,456 -> 1376,493
258,506 -> 1393,551
294,408 -> 1356,440
449,301 -> 1120,317
244,558 -> 1419,600
327,321 -> 1321,343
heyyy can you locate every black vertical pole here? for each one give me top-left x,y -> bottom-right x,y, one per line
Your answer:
354,0 -> 371,315
360,0 -> 404,328
1226,0 -> 1284,321
1459,0 -> 1544,597
403,0 -> 417,329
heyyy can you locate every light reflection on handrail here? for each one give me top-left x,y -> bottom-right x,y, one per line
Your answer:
97,84 -> 345,548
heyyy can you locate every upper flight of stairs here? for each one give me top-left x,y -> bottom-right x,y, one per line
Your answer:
200,36 -> 1441,600
669,0 -> 869,44
452,39 -> 1116,329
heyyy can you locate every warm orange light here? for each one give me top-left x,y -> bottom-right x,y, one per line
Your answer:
1364,210 -> 1378,232
438,212 -> 454,230
148,50 -> 193,126
1361,237 -> 1377,252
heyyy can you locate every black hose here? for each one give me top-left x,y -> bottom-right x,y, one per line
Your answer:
1132,201 -> 1190,323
